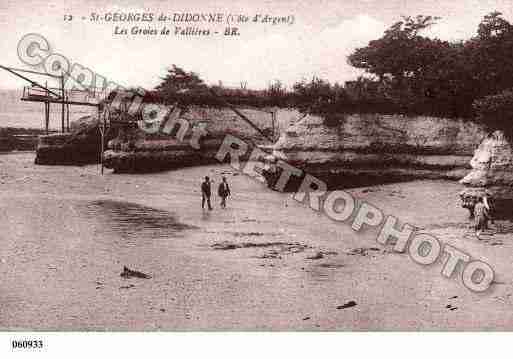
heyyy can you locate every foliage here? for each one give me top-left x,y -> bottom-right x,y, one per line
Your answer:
348,16 -> 441,81
347,11 -> 513,127
155,65 -> 207,96
473,89 -> 513,135
146,13 -> 513,132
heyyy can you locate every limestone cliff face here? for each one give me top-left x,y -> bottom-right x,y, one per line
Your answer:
459,131 -> 513,216
264,113 -> 487,190
101,106 -> 489,190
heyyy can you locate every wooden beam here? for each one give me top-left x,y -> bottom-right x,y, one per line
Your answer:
0,65 -> 61,98
0,65 -> 61,78
21,97 -> 99,107
208,88 -> 274,143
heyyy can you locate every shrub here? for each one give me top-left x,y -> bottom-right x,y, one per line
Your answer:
473,89 -> 513,136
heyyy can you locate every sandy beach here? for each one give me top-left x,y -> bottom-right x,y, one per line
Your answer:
1,151 -> 512,330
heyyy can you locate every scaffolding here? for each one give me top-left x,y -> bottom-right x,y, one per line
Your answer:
0,64 -> 112,173
1,64 -> 281,175
0,64 -> 104,134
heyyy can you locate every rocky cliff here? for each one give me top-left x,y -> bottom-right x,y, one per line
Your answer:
459,131 -> 513,217
84,106 -> 491,194
35,116 -> 106,165
0,127 -> 47,152
263,113 -> 487,191
103,106 -> 292,173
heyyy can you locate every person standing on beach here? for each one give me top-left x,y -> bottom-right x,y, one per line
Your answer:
201,176 -> 213,210
474,197 -> 489,237
218,176 -> 231,208
483,193 -> 494,229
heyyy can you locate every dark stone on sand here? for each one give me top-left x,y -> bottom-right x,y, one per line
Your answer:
318,263 -> 345,269
35,116 -> 114,165
211,241 -> 304,251
337,301 -> 357,310
0,127 -> 46,152
120,284 -> 135,289
307,252 -> 324,260
347,247 -> 381,256
120,266 -> 151,279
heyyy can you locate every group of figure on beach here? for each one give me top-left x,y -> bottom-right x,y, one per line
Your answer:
202,175 -> 496,238
201,176 -> 231,210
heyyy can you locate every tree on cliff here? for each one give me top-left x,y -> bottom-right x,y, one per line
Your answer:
465,12 -> 513,100
348,12 -> 513,119
473,89 -> 513,137
292,77 -> 347,115
347,15 -> 472,115
348,15 -> 441,83
155,65 -> 208,98
154,64 -> 216,108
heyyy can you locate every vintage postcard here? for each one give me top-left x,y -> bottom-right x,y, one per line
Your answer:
1,0 -> 513,355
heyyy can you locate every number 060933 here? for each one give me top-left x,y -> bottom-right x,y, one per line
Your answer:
11,339 -> 44,350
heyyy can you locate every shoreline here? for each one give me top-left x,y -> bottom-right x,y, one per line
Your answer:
0,127 -> 54,152
1,152 -> 513,330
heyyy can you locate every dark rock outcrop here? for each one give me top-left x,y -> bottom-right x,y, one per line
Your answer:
103,106 -> 279,173
459,131 -> 513,218
35,116 -> 106,165
0,128 -> 46,152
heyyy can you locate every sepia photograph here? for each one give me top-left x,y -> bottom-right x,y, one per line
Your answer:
1,0 -> 513,356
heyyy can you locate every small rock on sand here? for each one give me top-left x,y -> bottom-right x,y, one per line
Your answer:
446,304 -> 458,311
120,266 -> 151,279
307,252 -> 324,260
337,301 -> 357,310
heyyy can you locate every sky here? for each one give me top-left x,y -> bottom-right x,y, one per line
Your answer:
1,0 -> 513,90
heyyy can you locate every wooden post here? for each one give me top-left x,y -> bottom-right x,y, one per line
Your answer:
99,107 -> 105,175
66,99 -> 70,131
44,102 -> 49,134
44,81 -> 49,134
100,127 -> 105,175
272,111 -> 275,141
61,75 -> 65,132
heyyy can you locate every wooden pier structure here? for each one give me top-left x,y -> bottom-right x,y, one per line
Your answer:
0,64 -> 112,172
0,64 -> 104,134
1,64 -> 281,174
